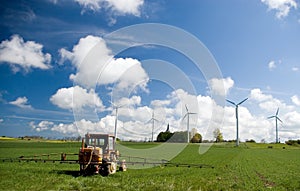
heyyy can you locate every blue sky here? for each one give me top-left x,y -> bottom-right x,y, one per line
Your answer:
0,0 -> 299,142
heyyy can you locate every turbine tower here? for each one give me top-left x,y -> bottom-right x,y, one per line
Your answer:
268,108 -> 282,143
182,104 -> 197,143
110,101 -> 125,139
226,98 -> 248,146
147,111 -> 159,142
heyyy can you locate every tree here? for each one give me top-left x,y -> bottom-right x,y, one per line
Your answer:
156,131 -> 173,142
191,133 -> 202,143
213,128 -> 223,142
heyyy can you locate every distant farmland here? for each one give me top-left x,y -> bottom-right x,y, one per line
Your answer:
0,140 -> 299,190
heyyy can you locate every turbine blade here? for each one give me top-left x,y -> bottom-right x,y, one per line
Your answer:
109,100 -> 115,107
277,117 -> 283,123
226,99 -> 236,106
185,104 -> 188,112
276,108 -> 279,116
267,116 -> 275,119
118,103 -> 126,108
189,112 -> 197,115
182,113 -> 188,121
237,98 -> 248,105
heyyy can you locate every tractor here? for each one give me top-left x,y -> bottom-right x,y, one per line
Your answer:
79,133 -> 126,176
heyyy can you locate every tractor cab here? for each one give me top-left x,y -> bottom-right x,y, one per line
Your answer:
84,133 -> 115,155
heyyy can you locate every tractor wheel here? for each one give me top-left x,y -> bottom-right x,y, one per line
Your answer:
99,164 -> 108,176
108,162 -> 117,174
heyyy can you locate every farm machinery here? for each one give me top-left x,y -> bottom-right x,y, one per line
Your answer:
78,133 -> 126,176
1,133 -> 214,176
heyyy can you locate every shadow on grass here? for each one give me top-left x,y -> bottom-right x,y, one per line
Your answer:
53,170 -> 81,177
53,170 -> 108,177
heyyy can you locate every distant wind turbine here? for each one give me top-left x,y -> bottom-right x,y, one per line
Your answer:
147,111 -> 159,142
110,101 -> 126,139
226,98 -> 248,147
182,104 -> 197,143
268,108 -> 282,143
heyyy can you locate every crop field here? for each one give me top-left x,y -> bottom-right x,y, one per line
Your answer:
0,139 -> 299,191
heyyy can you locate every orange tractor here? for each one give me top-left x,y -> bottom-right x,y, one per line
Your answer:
79,133 -> 126,176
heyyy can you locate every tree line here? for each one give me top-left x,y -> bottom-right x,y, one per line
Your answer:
156,127 -> 224,143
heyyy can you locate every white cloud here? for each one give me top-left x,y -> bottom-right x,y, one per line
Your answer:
250,88 -> 293,112
106,0 -> 144,16
0,119 -> 3,123
0,35 -> 51,72
30,121 -> 54,132
291,95 -> 300,106
284,111 -> 300,126
50,117 -> 117,136
114,95 -> 142,107
250,88 -> 273,102
150,99 -> 171,108
268,60 -> 276,70
261,0 -> 297,19
208,77 -> 234,96
60,35 -> 149,92
102,57 -> 148,86
50,85 -> 104,111
74,0 -> 101,12
9,97 -> 32,109
292,67 -> 299,71
74,0 -> 144,16
59,35 -> 106,69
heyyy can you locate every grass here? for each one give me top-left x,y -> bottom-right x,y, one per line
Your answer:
0,140 -> 299,190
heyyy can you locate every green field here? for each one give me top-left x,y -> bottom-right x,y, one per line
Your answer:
0,140 -> 299,191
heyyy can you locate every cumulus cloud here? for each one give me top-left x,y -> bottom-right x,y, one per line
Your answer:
106,0 -> 144,16
250,88 -> 273,102
268,60 -> 276,70
0,35 -> 51,73
74,0 -> 101,12
59,35 -> 149,92
292,67 -> 299,71
9,97 -> 32,109
59,35 -> 106,68
208,77 -> 234,96
30,121 -> 54,132
250,88 -> 293,112
261,0 -> 297,19
50,117 -> 117,136
113,95 -> 141,107
284,111 -> 300,126
50,86 -> 104,111
150,99 -> 171,108
74,0 -> 144,16
291,95 -> 300,106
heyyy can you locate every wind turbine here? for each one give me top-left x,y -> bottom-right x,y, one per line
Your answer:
268,108 -> 282,143
182,104 -> 197,143
110,101 -> 125,139
226,98 -> 248,146
147,111 -> 159,142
